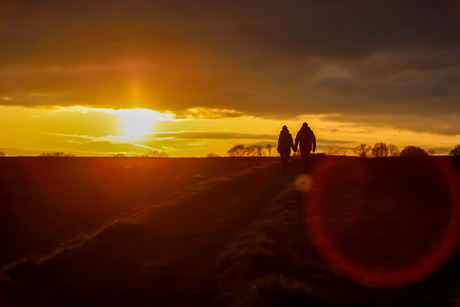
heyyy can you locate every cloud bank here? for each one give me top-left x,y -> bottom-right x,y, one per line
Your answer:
1,0 -> 460,135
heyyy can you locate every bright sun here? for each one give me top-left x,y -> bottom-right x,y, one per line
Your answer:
119,109 -> 158,140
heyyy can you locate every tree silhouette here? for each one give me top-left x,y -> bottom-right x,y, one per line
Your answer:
353,144 -> 372,158
113,153 -> 126,158
227,145 -> 246,157
142,150 -> 169,158
0,151 -> 5,157
227,145 -> 266,157
206,153 -> 219,158
371,142 -> 389,157
243,146 -> 255,157
387,144 -> 400,157
449,145 -> 460,156
251,145 -> 264,157
266,144 -> 272,157
400,146 -> 428,157
39,152 -> 75,157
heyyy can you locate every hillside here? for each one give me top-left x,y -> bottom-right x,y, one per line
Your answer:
1,156 -> 460,306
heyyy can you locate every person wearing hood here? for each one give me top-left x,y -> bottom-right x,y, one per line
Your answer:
295,122 -> 316,173
277,125 -> 295,173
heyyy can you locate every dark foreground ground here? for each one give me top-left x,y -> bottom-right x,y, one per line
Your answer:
0,156 -> 460,306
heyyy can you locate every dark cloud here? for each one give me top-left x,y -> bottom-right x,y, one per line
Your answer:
324,113 -> 460,136
1,0 -> 460,134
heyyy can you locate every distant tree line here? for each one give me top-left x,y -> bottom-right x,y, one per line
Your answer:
9,143 -> 460,158
352,143 -> 440,157
39,152 -> 76,157
141,150 -> 169,158
113,150 -> 169,158
226,144 -> 274,157
225,143 -> 460,158
36,150 -> 170,158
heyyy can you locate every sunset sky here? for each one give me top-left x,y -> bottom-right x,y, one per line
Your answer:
1,0 -> 459,157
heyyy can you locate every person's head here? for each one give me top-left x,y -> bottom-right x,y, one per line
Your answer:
282,125 -> 288,131
302,122 -> 309,128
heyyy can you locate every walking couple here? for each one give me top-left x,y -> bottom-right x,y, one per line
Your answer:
277,122 -> 316,173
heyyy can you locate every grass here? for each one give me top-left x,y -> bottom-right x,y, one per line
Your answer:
0,156 -> 460,306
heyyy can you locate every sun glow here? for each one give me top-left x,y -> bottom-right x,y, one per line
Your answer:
117,108 -> 167,140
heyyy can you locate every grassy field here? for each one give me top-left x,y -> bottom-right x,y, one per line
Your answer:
1,156 -> 460,306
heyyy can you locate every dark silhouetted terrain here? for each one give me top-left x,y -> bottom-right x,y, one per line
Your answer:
1,156 -> 460,306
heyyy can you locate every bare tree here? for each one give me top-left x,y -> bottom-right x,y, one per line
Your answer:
353,144 -> 372,158
252,145 -> 264,157
371,142 -> 389,157
227,145 -> 266,157
227,145 -> 246,157
244,146 -> 256,157
266,144 -> 272,157
387,144 -> 400,157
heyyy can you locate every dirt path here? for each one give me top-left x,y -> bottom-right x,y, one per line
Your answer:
0,160 -> 297,306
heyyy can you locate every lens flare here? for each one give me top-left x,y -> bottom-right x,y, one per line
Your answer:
294,174 -> 313,193
305,157 -> 460,288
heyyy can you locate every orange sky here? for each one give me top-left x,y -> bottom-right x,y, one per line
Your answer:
1,105 -> 458,157
1,1 -> 460,156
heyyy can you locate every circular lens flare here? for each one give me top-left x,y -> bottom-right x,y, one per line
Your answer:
305,157 -> 460,288
294,174 -> 313,193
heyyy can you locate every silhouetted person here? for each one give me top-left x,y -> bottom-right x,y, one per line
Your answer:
277,125 -> 295,173
295,122 -> 316,173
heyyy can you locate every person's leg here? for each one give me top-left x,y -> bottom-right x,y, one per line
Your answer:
302,152 -> 311,173
280,153 -> 289,173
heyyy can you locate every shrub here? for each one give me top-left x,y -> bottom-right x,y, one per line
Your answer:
450,145 -> 460,156
323,148 -> 347,156
400,146 -> 428,157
